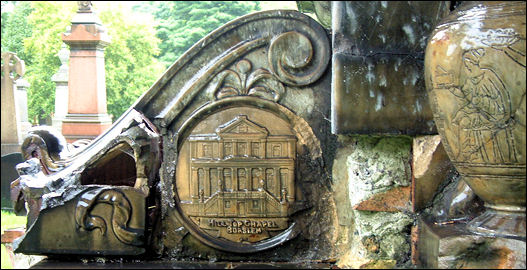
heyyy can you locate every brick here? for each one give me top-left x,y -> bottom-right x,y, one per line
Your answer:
352,186 -> 411,212
1,228 -> 25,244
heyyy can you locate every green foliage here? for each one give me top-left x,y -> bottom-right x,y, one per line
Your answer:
97,2 -> 164,119
134,1 -> 261,67
23,1 -> 77,124
1,1 -> 33,62
2,1 -> 163,122
1,1 -> 298,123
1,210 -> 26,232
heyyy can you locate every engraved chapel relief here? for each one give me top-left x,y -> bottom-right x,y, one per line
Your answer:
176,110 -> 298,243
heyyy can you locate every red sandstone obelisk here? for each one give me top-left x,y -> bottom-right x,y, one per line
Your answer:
61,1 -> 112,142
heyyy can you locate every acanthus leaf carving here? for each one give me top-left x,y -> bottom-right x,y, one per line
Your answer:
213,59 -> 285,102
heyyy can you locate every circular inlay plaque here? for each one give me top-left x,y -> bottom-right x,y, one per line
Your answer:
174,106 -> 302,252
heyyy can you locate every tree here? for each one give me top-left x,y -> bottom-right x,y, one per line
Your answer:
22,1 -> 77,124
1,1 -> 163,123
133,1 -> 261,67
97,2 -> 165,119
2,1 -> 297,124
1,1 -> 34,64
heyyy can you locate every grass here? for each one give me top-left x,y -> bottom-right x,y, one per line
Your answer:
1,210 -> 27,269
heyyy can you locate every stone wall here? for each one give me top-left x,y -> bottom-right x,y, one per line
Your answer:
333,136 -> 415,268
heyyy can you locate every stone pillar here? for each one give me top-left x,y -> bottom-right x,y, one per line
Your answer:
51,44 -> 70,134
61,1 -> 112,143
15,78 -> 31,142
1,52 -> 27,156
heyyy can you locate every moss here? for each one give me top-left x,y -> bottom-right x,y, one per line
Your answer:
353,211 -> 413,261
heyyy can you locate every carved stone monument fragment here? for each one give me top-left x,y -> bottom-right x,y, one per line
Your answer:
425,1 -> 526,240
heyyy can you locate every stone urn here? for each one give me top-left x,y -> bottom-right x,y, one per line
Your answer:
424,1 -> 525,240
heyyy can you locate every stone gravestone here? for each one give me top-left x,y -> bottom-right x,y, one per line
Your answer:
8,1 -> 526,269
1,52 -> 30,156
1,52 -> 31,210
1,152 -> 24,210
11,7 -> 334,261
60,1 -> 112,142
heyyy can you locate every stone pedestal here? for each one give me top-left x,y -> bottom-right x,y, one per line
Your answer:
51,44 -> 70,134
61,2 -> 112,142
416,217 -> 526,268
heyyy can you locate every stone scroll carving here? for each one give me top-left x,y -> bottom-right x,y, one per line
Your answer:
138,11 -> 330,128
209,31 -> 328,102
268,31 -> 328,86
75,187 -> 144,246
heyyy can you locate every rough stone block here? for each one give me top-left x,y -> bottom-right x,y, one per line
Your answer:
332,136 -> 354,225
416,217 -> 526,269
330,1 -> 449,135
358,211 -> 413,260
412,135 -> 454,212
337,252 -> 397,269
347,136 -> 412,212
337,210 -> 413,268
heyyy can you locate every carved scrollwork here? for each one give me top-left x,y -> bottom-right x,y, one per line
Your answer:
75,188 -> 144,246
268,31 -> 329,86
211,59 -> 285,102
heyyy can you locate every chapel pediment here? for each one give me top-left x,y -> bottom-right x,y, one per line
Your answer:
216,115 -> 269,138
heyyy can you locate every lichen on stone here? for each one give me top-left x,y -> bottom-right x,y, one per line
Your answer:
346,136 -> 412,206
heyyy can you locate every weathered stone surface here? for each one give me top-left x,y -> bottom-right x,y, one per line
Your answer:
412,135 -> 454,212
30,259 -> 336,269
355,211 -> 413,260
332,53 -> 436,135
14,186 -> 146,256
332,136 -> 354,226
337,210 -> 413,268
417,217 -> 526,269
331,1 -> 450,135
145,9 -> 337,258
333,136 -> 413,267
346,136 -> 412,212
337,251 -> 397,269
